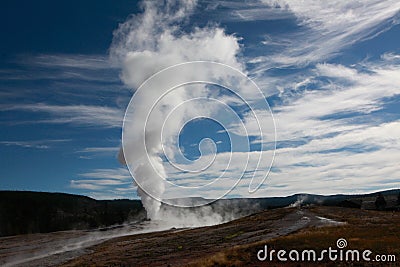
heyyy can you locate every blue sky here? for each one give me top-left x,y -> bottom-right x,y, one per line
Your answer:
1,0 -> 399,200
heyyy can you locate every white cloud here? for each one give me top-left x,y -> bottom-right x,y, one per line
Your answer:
77,146 -> 120,154
0,54 -> 120,83
1,103 -> 124,128
250,0 -> 400,70
78,168 -> 132,181
159,56 -> 400,198
70,181 -> 104,191
69,168 -> 135,198
162,124 -> 400,198
22,54 -> 114,70
239,60 -> 400,196
0,139 -> 70,149
381,52 -> 400,61
238,60 -> 400,141
202,0 -> 293,22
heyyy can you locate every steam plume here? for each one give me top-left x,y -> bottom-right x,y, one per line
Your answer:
112,0 -> 243,220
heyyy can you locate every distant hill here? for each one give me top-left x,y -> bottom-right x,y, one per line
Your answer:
0,191 -> 145,237
171,188 -> 400,210
1,189 -> 399,237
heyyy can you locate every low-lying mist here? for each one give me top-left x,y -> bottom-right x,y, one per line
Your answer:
1,198 -> 260,267
155,198 -> 262,227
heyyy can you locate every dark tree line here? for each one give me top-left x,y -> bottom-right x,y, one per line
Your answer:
375,193 -> 387,210
0,191 -> 145,237
398,192 -> 400,205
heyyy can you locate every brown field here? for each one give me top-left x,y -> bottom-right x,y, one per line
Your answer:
58,206 -> 400,267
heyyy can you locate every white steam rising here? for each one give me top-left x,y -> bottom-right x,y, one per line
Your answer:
112,0 -> 245,221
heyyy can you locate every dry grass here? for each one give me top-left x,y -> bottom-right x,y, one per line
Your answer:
60,206 -> 399,266
191,207 -> 400,267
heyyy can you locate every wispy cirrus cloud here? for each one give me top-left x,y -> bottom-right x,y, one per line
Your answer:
245,0 -> 400,71
21,54 -> 115,70
265,57 -> 400,194
77,147 -> 120,153
70,168 -> 135,199
237,57 -> 400,141
0,54 -> 120,82
78,168 -> 132,181
0,139 -> 70,149
75,146 -> 121,160
201,0 -> 293,22
70,181 -> 104,191
1,103 -> 124,128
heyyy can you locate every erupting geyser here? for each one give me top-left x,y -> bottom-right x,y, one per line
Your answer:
111,1 -> 243,220
113,0 -> 274,222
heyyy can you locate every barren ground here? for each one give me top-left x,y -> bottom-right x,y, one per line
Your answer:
1,206 -> 399,266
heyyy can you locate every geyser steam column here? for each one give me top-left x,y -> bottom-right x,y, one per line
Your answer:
122,61 -> 276,220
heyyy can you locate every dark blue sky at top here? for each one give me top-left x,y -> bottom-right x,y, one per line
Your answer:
0,0 -> 140,56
